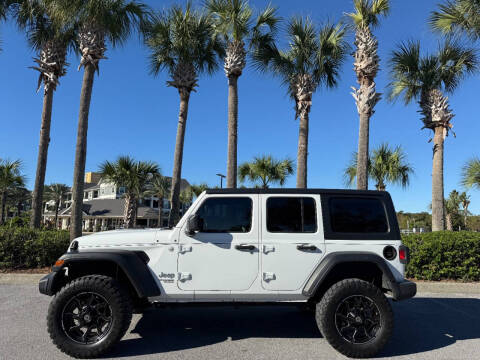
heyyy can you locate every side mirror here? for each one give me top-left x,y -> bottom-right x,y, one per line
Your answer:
185,214 -> 201,236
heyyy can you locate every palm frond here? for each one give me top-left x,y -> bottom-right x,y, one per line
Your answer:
461,157 -> 480,189
387,40 -> 422,104
346,0 -> 390,28
238,155 -> 293,188
144,3 -> 224,78
430,0 -> 480,40
343,152 -> 358,188
47,0 -> 149,48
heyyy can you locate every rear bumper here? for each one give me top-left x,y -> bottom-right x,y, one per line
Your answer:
390,279 -> 416,301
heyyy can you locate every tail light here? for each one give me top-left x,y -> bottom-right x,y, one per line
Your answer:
399,245 -> 409,264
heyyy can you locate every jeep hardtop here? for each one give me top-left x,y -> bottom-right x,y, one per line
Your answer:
40,188 -> 416,358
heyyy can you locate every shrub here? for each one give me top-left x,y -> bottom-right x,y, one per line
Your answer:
402,231 -> 480,281
0,226 -> 70,270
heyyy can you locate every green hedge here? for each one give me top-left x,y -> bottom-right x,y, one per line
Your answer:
402,231 -> 480,281
1,225 -> 479,280
0,226 -> 70,270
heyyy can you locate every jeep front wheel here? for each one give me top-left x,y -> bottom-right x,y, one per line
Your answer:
47,275 -> 133,358
315,278 -> 393,358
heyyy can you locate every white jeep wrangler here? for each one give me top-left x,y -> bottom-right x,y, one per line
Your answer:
39,189 -> 416,358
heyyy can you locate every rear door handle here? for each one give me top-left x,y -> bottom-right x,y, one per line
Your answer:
296,244 -> 317,251
235,244 -> 256,251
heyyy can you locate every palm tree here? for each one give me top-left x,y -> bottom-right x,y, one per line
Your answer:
47,0 -> 149,239
388,40 -> 477,231
144,4 -> 224,227
44,183 -> 69,228
430,0 -> 480,40
253,17 -> 348,188
180,186 -> 193,210
145,174 -> 170,228
190,183 -> 209,197
461,157 -> 480,190
99,156 -> 159,229
238,155 -> 294,189
7,186 -> 30,217
206,0 -> 279,189
0,1 -> 15,50
13,0 -> 75,228
347,0 -> 389,190
344,143 -> 413,191
0,159 -> 26,225
459,191 -> 470,229
445,189 -> 461,231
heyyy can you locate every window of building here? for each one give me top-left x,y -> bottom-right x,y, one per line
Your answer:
266,197 -> 317,233
329,197 -> 389,233
196,197 -> 252,233
153,200 -> 159,208
93,190 -> 99,198
144,199 -> 151,207
84,192 -> 88,199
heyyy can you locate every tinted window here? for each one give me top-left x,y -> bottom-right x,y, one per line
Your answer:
329,197 -> 388,233
267,197 -> 317,233
196,197 -> 252,233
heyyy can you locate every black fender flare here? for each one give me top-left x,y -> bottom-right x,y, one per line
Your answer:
39,250 -> 160,298
302,252 -> 405,299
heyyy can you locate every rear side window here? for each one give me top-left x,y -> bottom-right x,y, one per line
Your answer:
267,197 -> 317,233
329,197 -> 388,233
196,197 -> 252,233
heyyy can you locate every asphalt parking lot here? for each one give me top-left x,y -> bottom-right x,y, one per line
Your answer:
1,283 -> 479,360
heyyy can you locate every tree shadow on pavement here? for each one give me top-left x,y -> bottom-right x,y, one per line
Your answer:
106,297 -> 480,358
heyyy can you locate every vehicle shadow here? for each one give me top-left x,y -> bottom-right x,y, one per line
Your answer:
106,297 -> 480,358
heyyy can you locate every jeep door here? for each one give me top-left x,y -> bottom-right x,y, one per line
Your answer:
260,194 -> 325,291
177,194 -> 259,291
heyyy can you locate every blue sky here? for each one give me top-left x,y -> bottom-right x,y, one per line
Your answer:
0,0 -> 479,214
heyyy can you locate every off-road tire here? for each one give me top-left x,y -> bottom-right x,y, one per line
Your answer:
315,279 -> 393,358
47,275 -> 133,358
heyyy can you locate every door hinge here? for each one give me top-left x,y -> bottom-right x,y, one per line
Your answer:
179,245 -> 192,254
263,245 -> 275,254
263,272 -> 276,282
178,272 -> 192,282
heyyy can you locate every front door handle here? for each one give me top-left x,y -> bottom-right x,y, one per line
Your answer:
235,244 -> 256,251
296,244 -> 317,251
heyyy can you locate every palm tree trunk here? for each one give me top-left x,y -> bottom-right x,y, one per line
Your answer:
30,86 -> 55,228
464,206 -> 468,229
446,213 -> 453,231
123,194 -> 136,229
432,126 -> 445,231
158,196 -> 163,227
54,200 -> 59,229
296,111 -> 309,188
0,191 -> 6,225
70,63 -> 96,240
168,92 -> 190,227
356,111 -> 370,190
226,75 -> 239,188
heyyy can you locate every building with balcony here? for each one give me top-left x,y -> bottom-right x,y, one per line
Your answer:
43,172 -> 191,231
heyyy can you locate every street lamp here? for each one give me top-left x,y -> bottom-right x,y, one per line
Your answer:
216,173 -> 226,188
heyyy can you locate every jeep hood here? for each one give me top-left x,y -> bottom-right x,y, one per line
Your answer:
74,228 -> 175,249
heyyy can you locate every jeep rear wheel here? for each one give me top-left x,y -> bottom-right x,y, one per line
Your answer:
315,279 -> 393,358
47,275 -> 133,358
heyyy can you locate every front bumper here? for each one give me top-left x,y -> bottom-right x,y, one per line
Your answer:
38,271 -> 59,296
390,279 -> 417,301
